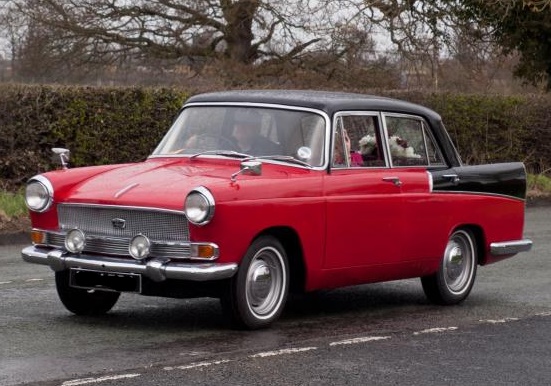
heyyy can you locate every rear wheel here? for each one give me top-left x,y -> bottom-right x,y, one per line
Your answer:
221,236 -> 289,329
421,229 -> 477,305
55,270 -> 120,315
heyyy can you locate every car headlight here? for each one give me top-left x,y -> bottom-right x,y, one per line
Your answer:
65,228 -> 86,253
184,187 -> 215,226
129,234 -> 151,260
25,176 -> 54,212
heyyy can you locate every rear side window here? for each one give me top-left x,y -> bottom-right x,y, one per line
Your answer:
384,114 -> 445,167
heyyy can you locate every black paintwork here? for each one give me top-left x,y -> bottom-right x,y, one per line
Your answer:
431,162 -> 527,200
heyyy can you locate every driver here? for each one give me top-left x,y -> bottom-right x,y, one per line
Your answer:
232,110 -> 280,155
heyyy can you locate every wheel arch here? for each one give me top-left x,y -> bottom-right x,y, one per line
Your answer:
253,226 -> 306,294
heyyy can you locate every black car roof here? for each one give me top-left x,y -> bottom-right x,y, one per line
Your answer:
186,90 -> 441,120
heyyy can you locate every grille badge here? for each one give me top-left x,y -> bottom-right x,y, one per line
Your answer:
111,218 -> 127,229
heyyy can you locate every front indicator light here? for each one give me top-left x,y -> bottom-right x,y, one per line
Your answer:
129,234 -> 151,260
191,243 -> 219,260
65,229 -> 86,253
31,230 -> 46,245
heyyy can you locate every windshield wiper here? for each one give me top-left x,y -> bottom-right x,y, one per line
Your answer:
189,150 -> 252,160
245,155 -> 313,168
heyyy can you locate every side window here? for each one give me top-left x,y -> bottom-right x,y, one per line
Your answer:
384,115 -> 444,167
422,122 -> 445,166
332,114 -> 385,168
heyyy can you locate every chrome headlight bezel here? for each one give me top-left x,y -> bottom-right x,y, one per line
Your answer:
25,176 -> 54,213
184,186 -> 215,226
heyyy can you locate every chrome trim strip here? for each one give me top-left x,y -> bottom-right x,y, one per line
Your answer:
490,239 -> 533,256
58,202 -> 185,215
114,182 -> 140,198
37,229 -> 217,261
430,190 -> 526,202
21,246 -> 237,282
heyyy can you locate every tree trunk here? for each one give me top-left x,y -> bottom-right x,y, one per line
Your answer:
222,0 -> 259,64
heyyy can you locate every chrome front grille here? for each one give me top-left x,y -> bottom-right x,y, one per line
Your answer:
58,204 -> 189,241
51,204 -> 191,258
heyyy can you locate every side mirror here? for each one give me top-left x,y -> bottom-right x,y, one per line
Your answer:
52,147 -> 70,169
230,160 -> 262,182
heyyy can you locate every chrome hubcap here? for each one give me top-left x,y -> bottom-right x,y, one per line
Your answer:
248,262 -> 272,306
245,246 -> 286,319
444,231 -> 474,294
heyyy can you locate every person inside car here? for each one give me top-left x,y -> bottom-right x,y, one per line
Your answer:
232,110 -> 281,155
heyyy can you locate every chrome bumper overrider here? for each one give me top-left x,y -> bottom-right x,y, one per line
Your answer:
490,239 -> 533,256
21,246 -> 238,282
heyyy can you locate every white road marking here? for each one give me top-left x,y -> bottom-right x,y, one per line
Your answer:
330,336 -> 391,346
536,311 -> 551,317
164,359 -> 232,371
25,278 -> 44,282
0,281 -> 12,285
61,373 -> 140,386
479,318 -> 519,324
249,347 -> 318,358
413,327 -> 458,335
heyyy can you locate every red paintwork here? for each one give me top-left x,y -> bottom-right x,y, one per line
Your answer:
30,156 -> 526,292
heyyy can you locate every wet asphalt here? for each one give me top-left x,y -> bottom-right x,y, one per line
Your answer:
0,206 -> 550,385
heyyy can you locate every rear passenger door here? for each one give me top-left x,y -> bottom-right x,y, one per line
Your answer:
324,112 -> 404,270
381,113 -> 448,263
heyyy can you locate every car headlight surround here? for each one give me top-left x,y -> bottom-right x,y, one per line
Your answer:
184,186 -> 215,226
25,176 -> 54,213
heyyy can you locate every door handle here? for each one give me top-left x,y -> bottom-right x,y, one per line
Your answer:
383,177 -> 402,187
443,174 -> 460,185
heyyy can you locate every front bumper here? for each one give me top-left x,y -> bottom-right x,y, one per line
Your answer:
21,246 -> 238,282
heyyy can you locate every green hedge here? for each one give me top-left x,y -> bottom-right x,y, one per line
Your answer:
0,84 -> 549,191
0,85 -> 188,189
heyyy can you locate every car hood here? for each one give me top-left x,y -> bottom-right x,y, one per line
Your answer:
60,158 -> 315,210
63,158 -> 244,210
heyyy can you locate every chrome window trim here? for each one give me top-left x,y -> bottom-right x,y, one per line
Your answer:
148,102 -> 331,171
330,111 -> 390,170
381,112 -> 445,169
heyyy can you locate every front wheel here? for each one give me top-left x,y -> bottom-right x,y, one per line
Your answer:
421,229 -> 477,305
55,270 -> 120,315
221,236 -> 289,329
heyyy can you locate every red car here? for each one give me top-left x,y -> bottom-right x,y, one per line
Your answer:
22,90 -> 532,329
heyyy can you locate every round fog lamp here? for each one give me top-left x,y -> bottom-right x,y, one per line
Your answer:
65,229 -> 86,253
129,234 -> 151,260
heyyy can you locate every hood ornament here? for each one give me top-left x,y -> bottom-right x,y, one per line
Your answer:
114,182 -> 139,198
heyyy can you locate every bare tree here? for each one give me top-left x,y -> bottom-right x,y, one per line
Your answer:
9,0 -> 333,66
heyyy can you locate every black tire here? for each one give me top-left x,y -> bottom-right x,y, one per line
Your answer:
421,229 -> 478,305
55,270 -> 120,315
221,236 -> 289,329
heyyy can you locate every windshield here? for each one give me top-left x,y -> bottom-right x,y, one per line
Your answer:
152,105 -> 327,167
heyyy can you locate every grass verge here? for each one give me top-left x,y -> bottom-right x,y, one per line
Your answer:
0,190 -> 27,219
